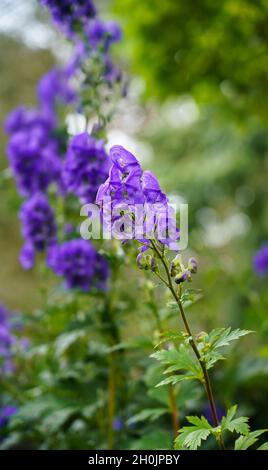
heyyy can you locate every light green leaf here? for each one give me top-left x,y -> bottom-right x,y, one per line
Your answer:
156,374 -> 196,387
154,330 -> 186,349
206,328 -> 252,350
151,344 -> 202,383
181,288 -> 203,308
54,330 -> 86,356
174,415 -> 212,450
235,430 -> 268,450
200,328 -> 252,368
40,408 -> 79,434
127,408 -> 168,425
258,442 -> 268,450
221,405 -> 249,435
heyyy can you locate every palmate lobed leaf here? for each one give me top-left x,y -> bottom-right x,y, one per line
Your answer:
235,429 -> 268,450
174,415 -> 212,450
221,405 -> 249,435
200,328 -> 252,368
155,373 -> 197,387
180,288 -> 203,308
258,442 -> 268,450
151,344 -> 202,385
206,328 -> 252,350
154,330 -> 186,349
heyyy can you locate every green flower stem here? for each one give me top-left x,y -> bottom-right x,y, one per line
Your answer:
150,240 -> 225,450
149,293 -> 180,435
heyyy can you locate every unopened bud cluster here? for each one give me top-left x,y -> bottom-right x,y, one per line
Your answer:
136,252 -> 157,272
170,255 -> 198,285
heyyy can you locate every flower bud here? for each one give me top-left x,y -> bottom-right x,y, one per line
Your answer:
174,269 -> 191,284
188,257 -> 198,274
136,253 -> 145,269
196,331 -> 208,342
136,253 -> 157,272
170,254 -> 183,277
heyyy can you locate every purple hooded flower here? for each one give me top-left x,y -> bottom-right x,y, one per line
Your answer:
96,145 -> 179,250
0,406 -> 17,429
47,239 -> 109,291
253,244 -> 268,277
19,193 -> 57,269
63,132 -> 110,203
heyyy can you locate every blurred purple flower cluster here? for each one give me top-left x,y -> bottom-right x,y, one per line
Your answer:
253,244 -> 268,277
96,146 -> 179,250
3,0 -> 126,292
19,193 -> 57,270
63,133 -> 110,204
40,0 -> 96,36
0,305 -> 28,375
48,239 -> 109,291
0,406 -> 17,429
0,305 -> 16,375
40,0 -> 123,86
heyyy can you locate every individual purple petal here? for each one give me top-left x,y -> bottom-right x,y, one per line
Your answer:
110,146 -> 142,175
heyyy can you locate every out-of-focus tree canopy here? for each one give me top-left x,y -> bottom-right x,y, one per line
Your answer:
114,0 -> 268,120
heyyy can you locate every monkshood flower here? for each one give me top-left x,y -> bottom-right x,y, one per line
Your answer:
253,243 -> 268,277
112,417 -> 123,431
0,406 -> 17,429
37,67 -> 76,115
0,305 -> 16,375
47,239 -> 109,291
7,127 -> 61,197
4,106 -> 54,135
63,132 -> 110,203
40,0 -> 96,36
85,18 -> 122,52
96,146 -> 179,250
19,193 -> 57,270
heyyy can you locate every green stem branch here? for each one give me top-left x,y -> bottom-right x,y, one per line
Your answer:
150,240 -> 225,450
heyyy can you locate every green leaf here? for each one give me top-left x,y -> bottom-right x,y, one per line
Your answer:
181,288 -> 203,308
110,336 -> 153,351
206,328 -> 252,350
200,328 -> 252,368
127,408 -> 168,425
131,430 -> 172,450
40,408 -> 79,434
174,415 -> 212,450
54,330 -> 86,356
221,405 -> 249,435
156,374 -> 196,387
258,442 -> 268,450
154,330 -> 186,349
151,344 -> 202,384
235,430 -> 268,450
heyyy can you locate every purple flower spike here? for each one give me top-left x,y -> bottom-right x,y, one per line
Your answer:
253,244 -> 268,277
47,239 -> 109,292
